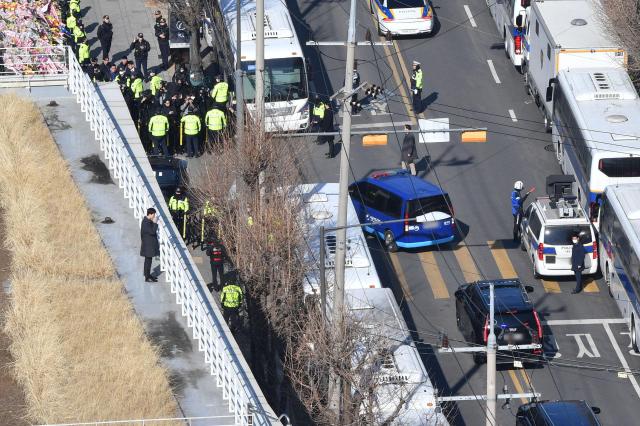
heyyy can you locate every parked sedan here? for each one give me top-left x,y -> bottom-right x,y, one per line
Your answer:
516,400 -> 601,425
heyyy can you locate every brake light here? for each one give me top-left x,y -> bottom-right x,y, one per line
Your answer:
383,17 -> 394,22
533,310 -> 543,353
593,241 -> 598,259
538,243 -> 544,260
404,210 -> 409,232
483,316 -> 489,343
514,35 -> 522,54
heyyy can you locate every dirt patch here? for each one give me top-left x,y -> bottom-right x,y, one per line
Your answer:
0,210 -> 28,426
81,155 -> 114,185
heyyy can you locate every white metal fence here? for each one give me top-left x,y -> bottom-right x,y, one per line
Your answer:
0,45 -> 68,87
40,415 -> 235,426
65,46 -> 277,426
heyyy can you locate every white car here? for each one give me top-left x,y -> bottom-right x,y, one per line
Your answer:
370,0 -> 434,36
520,196 -> 598,277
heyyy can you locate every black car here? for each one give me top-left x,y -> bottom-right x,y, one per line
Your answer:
454,279 -> 543,365
148,156 -> 187,198
516,400 -> 601,425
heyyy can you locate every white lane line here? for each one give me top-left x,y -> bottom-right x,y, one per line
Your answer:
487,59 -> 501,84
463,5 -> 477,27
543,318 -> 626,326
508,109 -> 518,122
603,322 -> 640,400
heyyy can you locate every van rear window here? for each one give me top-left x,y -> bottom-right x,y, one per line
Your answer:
407,194 -> 452,218
599,157 -> 640,178
387,0 -> 424,8
543,225 -> 592,245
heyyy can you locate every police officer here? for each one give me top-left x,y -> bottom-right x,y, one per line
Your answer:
69,0 -> 80,16
571,233 -> 586,294
351,61 -> 361,115
168,187 -> 190,237
311,96 -> 325,130
149,70 -> 163,96
511,181 -> 533,241
130,33 -> 151,78
96,15 -> 113,60
181,110 -> 202,158
117,56 -> 129,73
220,280 -> 243,332
206,238 -> 226,292
210,75 -> 229,110
148,111 -> 170,157
77,37 -> 90,65
320,101 -> 335,158
155,17 -> 171,71
73,22 -> 86,55
410,60 -> 423,113
130,73 -> 144,100
205,107 -> 226,150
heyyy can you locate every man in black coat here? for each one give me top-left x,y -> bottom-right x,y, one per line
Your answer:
320,102 -> 335,158
130,33 -> 151,78
401,124 -> 418,176
140,207 -> 160,282
571,233 -> 586,294
155,18 -> 171,71
96,15 -> 113,60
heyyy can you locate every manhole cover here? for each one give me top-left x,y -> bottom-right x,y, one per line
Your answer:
544,144 -> 555,152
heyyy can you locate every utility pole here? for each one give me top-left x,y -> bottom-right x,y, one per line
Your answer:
255,0 -> 265,132
235,0 -> 244,150
486,282 -> 497,426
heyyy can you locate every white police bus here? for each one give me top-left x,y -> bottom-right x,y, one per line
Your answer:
548,67 -> 640,224
598,184 -> 640,352
213,0 -> 310,132
488,0 -> 528,71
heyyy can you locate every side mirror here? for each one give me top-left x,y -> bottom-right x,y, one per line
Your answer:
591,406 -> 601,415
525,285 -> 535,293
545,85 -> 554,102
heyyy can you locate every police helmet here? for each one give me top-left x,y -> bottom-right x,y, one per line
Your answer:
514,181 -> 524,190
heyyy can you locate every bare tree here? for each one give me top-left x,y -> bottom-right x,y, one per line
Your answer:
598,0 -> 640,78
160,0 -> 205,82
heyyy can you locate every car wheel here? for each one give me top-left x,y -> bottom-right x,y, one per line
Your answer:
632,318 -> 639,353
532,257 -> 541,279
504,34 -> 509,59
384,230 -> 398,253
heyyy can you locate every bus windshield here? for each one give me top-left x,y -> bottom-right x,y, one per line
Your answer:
242,58 -> 308,103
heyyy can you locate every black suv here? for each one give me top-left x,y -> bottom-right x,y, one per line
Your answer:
454,279 -> 543,365
516,400 -> 601,425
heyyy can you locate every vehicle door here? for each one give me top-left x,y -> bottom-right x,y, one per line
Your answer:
543,224 -> 593,271
348,182 -> 369,223
524,207 -> 542,255
406,193 -> 454,242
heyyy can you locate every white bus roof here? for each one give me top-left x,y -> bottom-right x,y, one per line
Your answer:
533,1 -> 620,50
301,183 -> 383,295
346,287 -> 447,425
605,184 -> 640,245
220,0 -> 305,62
559,68 -> 640,155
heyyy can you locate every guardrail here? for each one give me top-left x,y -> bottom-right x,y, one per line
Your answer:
40,415 -> 235,426
65,46 -> 277,426
0,45 -> 68,87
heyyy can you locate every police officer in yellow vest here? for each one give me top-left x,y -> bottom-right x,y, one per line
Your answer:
181,111 -> 202,158
168,187 -> 190,237
220,281 -> 243,332
130,73 -> 144,100
69,0 -> 80,17
205,107 -> 226,149
210,75 -> 229,109
311,96 -> 325,128
148,112 -> 170,157
77,38 -> 90,65
411,60 -> 424,114
149,71 -> 163,96
66,14 -> 77,32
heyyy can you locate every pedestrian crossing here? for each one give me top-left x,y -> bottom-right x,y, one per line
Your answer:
387,239 -> 601,300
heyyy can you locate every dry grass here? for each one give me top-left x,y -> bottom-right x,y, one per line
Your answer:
0,94 -> 178,424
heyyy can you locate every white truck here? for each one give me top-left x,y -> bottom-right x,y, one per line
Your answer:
524,0 -> 626,131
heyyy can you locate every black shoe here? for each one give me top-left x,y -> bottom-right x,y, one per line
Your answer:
571,289 -> 581,294
145,277 -> 154,282
150,276 -> 158,282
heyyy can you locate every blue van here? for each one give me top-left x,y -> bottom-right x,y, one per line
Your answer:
348,170 -> 455,251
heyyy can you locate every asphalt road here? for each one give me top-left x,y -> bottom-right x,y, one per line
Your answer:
288,0 -> 640,424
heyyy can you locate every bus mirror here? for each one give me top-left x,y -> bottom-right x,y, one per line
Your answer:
546,85 -> 554,102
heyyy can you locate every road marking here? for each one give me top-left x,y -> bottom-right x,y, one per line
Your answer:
583,277 -> 600,293
487,240 -> 518,279
419,251 -> 450,299
508,109 -> 518,122
519,369 -> 535,399
541,279 -> 561,293
487,60 -> 501,84
453,243 -> 481,283
603,322 -> 640,400
543,318 -> 625,326
351,121 -> 413,129
508,369 -> 528,403
463,5 -> 477,28
567,333 -> 601,358
389,252 -> 414,301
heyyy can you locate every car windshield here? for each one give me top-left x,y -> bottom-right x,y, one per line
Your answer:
242,58 -> 308,103
543,225 -> 592,245
407,194 -> 452,218
387,0 -> 424,8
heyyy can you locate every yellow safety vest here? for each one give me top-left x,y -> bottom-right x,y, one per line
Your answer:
168,195 -> 190,212
148,115 -> 169,136
66,15 -> 77,30
181,114 -> 201,135
413,69 -> 423,90
211,82 -> 229,103
73,26 -> 86,43
313,104 -> 325,119
69,0 -> 80,14
205,108 -> 226,131
78,43 -> 90,63
130,78 -> 143,99
150,75 -> 163,96
221,284 -> 243,308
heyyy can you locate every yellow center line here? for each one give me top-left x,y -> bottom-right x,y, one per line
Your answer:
583,276 -> 600,293
508,369 -> 528,403
453,243 -> 481,283
389,252 -> 414,301
419,251 -> 450,299
542,279 -> 561,293
488,240 -> 518,279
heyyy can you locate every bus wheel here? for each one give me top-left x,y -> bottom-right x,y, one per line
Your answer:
504,36 -> 509,59
632,318 -> 639,353
606,265 -> 613,297
544,115 -> 552,133
384,230 -> 398,253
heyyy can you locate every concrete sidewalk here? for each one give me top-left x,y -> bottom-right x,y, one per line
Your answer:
14,85 -> 234,424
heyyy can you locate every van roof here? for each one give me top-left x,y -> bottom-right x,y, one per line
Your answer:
365,170 -> 447,200
533,196 -> 590,225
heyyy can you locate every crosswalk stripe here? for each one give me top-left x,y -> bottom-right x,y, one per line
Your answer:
488,240 -> 518,279
389,252 -> 414,301
453,243 -> 481,283
583,277 -> 600,293
419,251 -> 450,299
542,279 -> 561,293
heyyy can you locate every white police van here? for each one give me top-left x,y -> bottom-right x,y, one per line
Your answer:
519,175 -> 598,278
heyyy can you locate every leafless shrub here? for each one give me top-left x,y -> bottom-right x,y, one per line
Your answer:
598,0 -> 640,78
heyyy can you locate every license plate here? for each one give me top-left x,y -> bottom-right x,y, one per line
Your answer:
503,333 -> 524,343
545,255 -> 556,264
